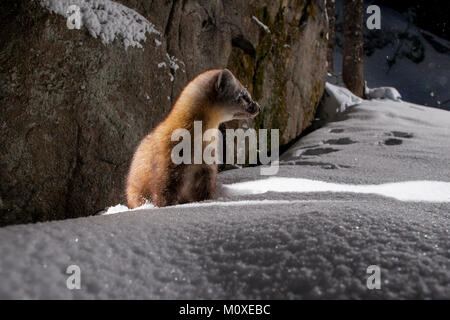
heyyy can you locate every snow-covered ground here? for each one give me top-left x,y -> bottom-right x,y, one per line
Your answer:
333,1 -> 450,110
0,95 -> 449,299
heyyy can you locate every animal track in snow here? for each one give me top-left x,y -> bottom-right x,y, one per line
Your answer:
280,160 -> 351,170
301,147 -> 340,156
383,138 -> 403,146
324,137 -> 356,145
380,131 -> 413,146
293,161 -> 351,169
391,131 -> 414,138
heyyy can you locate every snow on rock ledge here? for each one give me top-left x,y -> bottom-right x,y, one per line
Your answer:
364,82 -> 402,101
40,0 -> 160,48
316,82 -> 363,122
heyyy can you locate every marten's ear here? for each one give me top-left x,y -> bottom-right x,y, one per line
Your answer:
216,69 -> 235,94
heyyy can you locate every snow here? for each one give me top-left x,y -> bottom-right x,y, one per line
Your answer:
104,202 -> 154,215
364,82 -> 402,101
105,176 -> 450,215
103,199 -> 364,215
107,174 -> 450,215
324,82 -> 362,111
1,95 -> 449,299
252,16 -> 271,34
105,199 -> 354,214
163,54 -> 185,82
40,0 -> 160,48
225,178 -> 450,202
316,82 -> 362,121
166,53 -> 184,73
104,204 -> 129,214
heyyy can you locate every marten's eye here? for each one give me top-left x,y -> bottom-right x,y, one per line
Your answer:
237,92 -> 251,104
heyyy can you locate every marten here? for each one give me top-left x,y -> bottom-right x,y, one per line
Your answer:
126,69 -> 260,208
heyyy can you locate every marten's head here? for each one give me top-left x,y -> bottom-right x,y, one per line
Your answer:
213,69 -> 261,121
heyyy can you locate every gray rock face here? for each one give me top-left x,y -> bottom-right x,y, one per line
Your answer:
0,0 -> 328,225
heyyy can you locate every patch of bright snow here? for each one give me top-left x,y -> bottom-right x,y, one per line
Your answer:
166,54 -> 184,72
171,199 -> 349,208
364,82 -> 402,101
316,82 -> 363,121
103,199 -> 352,215
224,177 -> 450,202
104,176 -> 450,216
104,204 -> 129,215
325,82 -> 362,112
41,0 -> 160,48
104,202 -> 155,215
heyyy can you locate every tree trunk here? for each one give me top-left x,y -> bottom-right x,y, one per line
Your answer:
342,0 -> 364,97
326,0 -> 335,74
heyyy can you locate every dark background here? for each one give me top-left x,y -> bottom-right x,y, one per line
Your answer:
376,0 -> 449,40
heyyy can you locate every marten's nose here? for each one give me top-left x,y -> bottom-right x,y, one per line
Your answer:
247,101 -> 261,114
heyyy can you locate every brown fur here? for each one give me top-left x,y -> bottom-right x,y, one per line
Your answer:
126,69 -> 259,208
